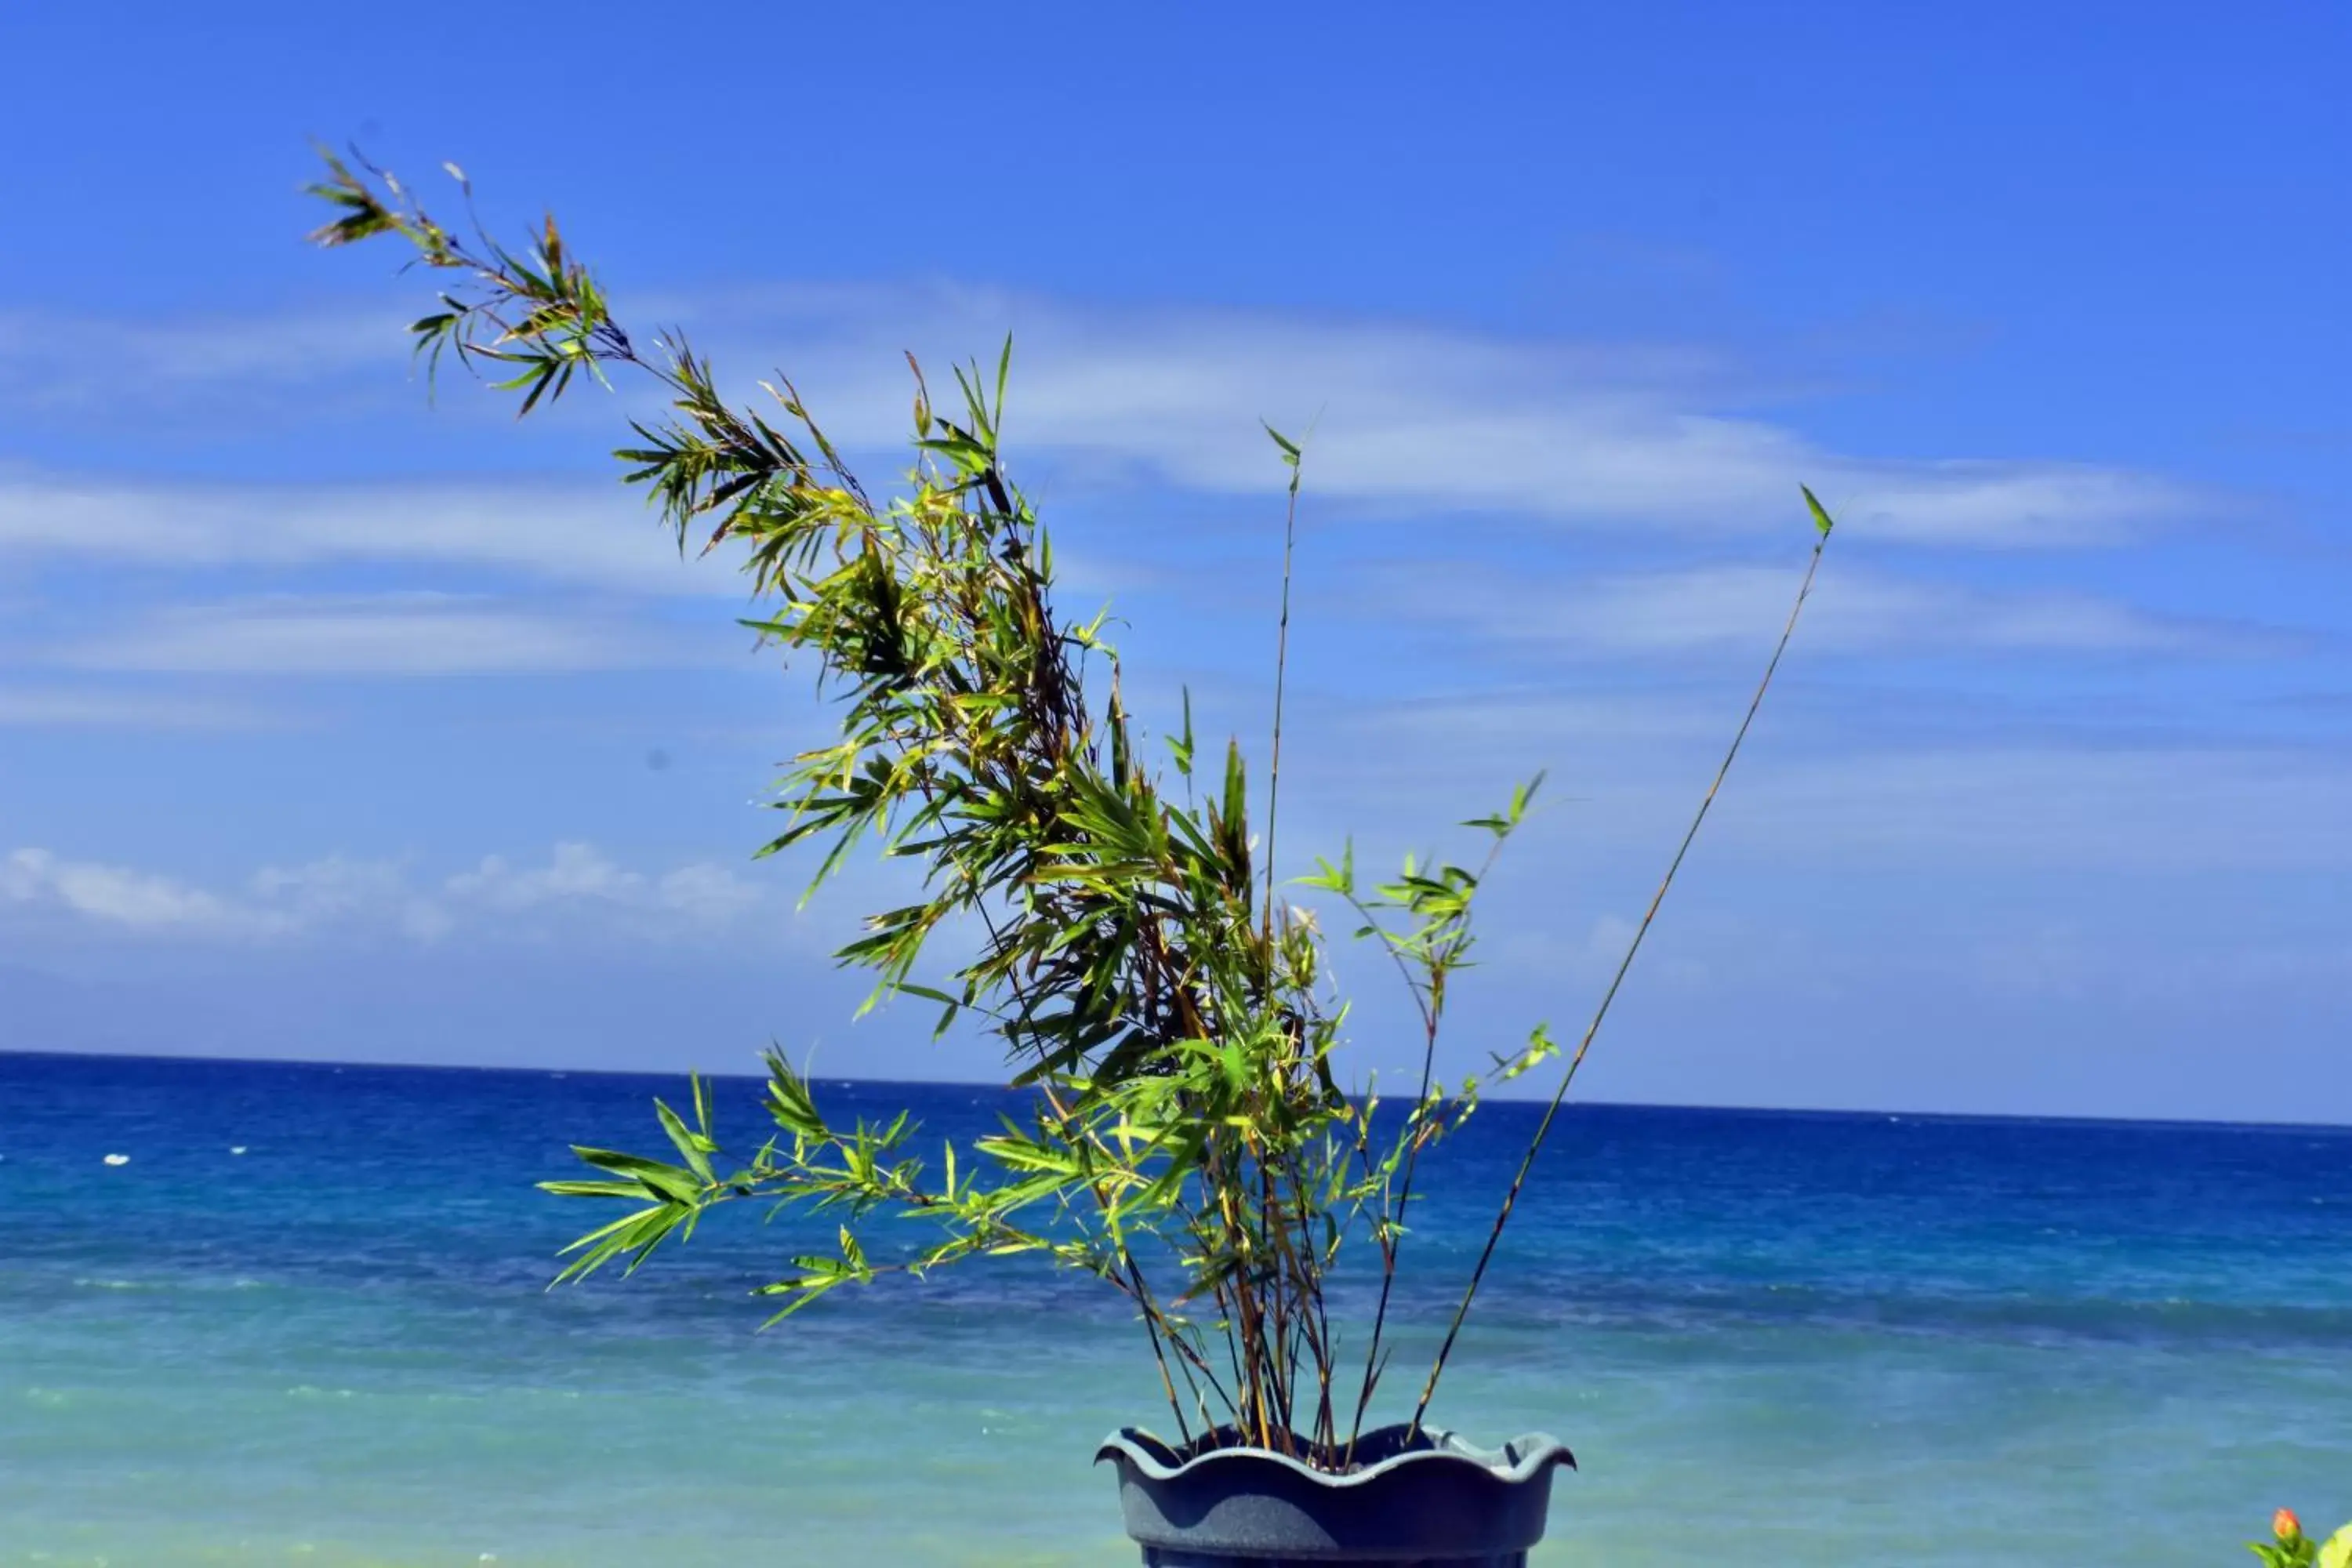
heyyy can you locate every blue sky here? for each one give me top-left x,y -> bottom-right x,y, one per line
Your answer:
2,2 -> 2345,1120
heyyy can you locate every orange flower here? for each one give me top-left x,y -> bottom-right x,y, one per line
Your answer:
2274,1508 -> 2303,1541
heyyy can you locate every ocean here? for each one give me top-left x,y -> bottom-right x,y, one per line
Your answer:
2,1050 -> 2346,1566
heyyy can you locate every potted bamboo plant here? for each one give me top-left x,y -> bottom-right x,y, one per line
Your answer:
309,151 -> 1832,1566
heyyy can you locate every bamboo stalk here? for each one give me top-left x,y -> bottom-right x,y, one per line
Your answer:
1406,508 -> 1835,1438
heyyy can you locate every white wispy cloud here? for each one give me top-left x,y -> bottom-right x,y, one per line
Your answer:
445,842 -> 762,924
50,593 -> 713,676
0,842 -> 771,942
1715,746 -> 2352,872
242,855 -> 455,942
688,282 -> 2205,546
1,848 -> 286,937
0,284 -> 2205,559
1376,561 -> 2261,657
1276,681 -> 2352,873
0,305 -> 404,411
0,684 -> 282,728
0,470 -> 738,596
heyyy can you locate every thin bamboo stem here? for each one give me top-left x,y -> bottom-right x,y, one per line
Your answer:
1406,525 -> 1831,1438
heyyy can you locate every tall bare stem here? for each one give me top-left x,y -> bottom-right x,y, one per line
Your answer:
1407,499 -> 1835,1436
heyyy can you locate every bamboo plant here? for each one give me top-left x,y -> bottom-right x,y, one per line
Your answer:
308,150 -> 1834,1469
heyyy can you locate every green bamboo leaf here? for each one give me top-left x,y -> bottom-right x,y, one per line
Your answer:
1802,484 -> 1836,538
571,1146 -> 701,1205
538,1178 -> 649,1200
655,1097 -> 717,1185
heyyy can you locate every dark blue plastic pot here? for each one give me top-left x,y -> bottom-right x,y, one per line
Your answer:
1095,1424 -> 1573,1566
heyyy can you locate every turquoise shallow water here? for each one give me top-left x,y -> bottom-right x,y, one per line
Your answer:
2,1051 -> 2347,1566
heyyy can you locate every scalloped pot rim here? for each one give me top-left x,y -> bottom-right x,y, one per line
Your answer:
1094,1427 -> 1576,1489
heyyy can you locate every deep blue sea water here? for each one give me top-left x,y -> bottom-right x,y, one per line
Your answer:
3,1050 -> 2347,1566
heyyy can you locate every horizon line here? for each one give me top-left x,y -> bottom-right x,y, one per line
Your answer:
5,1044 -> 2346,1136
